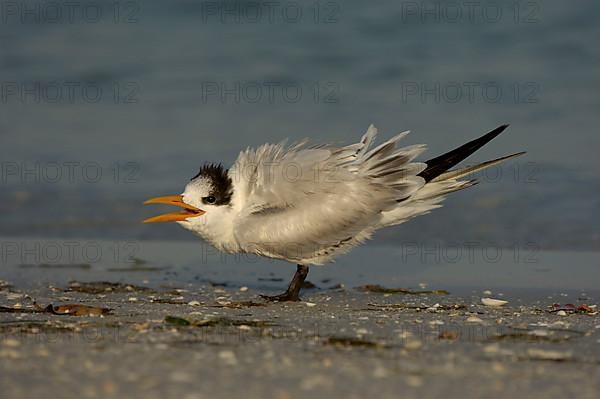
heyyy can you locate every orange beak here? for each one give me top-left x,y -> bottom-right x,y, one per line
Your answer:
143,195 -> 205,223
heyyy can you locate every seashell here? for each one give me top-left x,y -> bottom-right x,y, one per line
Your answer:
556,310 -> 567,316
481,297 -> 508,307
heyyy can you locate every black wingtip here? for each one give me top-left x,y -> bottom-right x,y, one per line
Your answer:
418,124 -> 511,182
492,124 -> 509,136
479,124 -> 509,142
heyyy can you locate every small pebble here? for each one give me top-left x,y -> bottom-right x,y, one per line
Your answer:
187,300 -> 201,306
405,375 -> 423,387
426,303 -> 441,312
218,350 -> 238,366
466,316 -> 484,323
300,375 -> 331,390
35,348 -> 50,357
372,366 -> 389,379
304,302 -> 317,307
2,339 -> 20,348
483,344 -> 501,354
528,329 -> 549,337
556,310 -> 567,316
483,344 -> 515,356
169,371 -> 193,383
239,286 -> 248,292
404,340 -> 423,351
527,348 -> 572,361
491,362 -> 506,374
0,349 -> 21,359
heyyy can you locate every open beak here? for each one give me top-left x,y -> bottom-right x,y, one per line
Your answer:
143,195 -> 205,223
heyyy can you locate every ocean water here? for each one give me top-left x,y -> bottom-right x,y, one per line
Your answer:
1,0 -> 600,252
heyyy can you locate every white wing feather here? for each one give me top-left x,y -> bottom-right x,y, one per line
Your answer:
228,125 -> 427,264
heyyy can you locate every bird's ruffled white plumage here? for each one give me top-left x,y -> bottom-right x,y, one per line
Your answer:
179,124 -> 514,265
203,124 -> 446,265
173,124 -> 521,267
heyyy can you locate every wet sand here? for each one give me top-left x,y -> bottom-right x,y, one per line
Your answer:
1,238 -> 599,398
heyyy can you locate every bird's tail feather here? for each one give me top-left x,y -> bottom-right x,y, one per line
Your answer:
380,127 -> 524,227
431,151 -> 526,183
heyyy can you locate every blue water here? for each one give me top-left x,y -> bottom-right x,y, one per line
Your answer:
1,1 -> 599,250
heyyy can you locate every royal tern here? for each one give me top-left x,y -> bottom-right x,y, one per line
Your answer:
144,124 -> 524,301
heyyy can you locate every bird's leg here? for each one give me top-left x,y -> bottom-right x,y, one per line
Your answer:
261,264 -> 309,302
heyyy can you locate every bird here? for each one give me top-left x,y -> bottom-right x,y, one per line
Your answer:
144,124 -> 524,301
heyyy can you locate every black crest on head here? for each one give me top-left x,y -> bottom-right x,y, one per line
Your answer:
191,163 -> 233,206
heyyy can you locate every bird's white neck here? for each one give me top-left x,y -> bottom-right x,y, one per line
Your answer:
178,207 -> 240,253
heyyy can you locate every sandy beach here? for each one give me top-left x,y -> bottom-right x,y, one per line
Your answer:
1,238 -> 599,399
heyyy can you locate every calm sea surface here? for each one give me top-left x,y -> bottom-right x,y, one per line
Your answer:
1,1 -> 599,252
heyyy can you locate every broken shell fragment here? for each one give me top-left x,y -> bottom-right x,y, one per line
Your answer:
481,298 -> 508,307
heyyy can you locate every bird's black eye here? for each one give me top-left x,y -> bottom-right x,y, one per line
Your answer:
203,195 -> 216,204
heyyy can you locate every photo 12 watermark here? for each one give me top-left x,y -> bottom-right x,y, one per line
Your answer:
1,1 -> 140,24
398,241 -> 539,264
400,81 -> 540,104
200,81 -> 340,104
199,1 -> 340,24
1,81 -> 140,104
0,240 -> 140,265
400,1 -> 540,24
193,240 -> 540,265
1,162 -> 140,184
